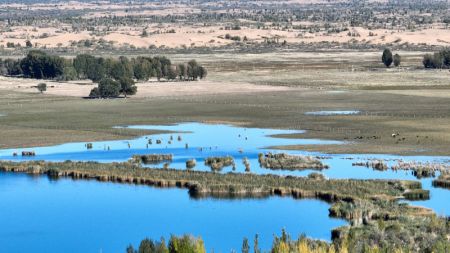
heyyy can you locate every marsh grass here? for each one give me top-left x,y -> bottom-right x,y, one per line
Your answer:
204,156 -> 235,172
131,154 -> 173,164
258,153 -> 328,171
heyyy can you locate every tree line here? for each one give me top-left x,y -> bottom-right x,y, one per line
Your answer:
423,49 -> 450,69
0,51 -> 207,98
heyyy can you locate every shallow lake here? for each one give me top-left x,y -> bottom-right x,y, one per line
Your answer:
0,172 -> 345,253
304,110 -> 360,116
0,122 -> 449,252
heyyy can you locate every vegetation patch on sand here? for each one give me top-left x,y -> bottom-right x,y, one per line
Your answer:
258,152 -> 329,171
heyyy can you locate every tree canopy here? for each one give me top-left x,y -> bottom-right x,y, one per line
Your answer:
381,49 -> 393,68
0,51 -> 207,84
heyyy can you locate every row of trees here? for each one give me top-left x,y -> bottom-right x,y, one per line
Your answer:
423,49 -> 450,69
383,48 -> 450,69
72,54 -> 207,83
0,51 -> 207,98
381,49 -> 401,68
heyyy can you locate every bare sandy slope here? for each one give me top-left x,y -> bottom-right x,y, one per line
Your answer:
0,77 -> 295,98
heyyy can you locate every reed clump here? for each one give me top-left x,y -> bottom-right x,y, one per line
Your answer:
307,172 -> 326,180
204,156 -> 235,172
243,157 -> 251,172
0,160 -> 423,202
131,154 -> 173,164
432,173 -> 450,189
258,152 -> 328,170
352,160 -> 388,171
186,159 -> 196,169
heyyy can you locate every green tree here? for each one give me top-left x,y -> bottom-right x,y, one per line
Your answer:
242,237 -> 250,253
20,51 -> 64,79
139,238 -> 155,253
167,66 -> 178,80
168,235 -> 205,253
37,83 -> 47,93
134,58 -> 152,81
73,54 -> 95,79
62,66 -> 78,81
119,77 -> 137,97
178,64 -> 186,80
86,58 -> 106,82
98,78 -> 120,98
382,49 -> 393,68
393,54 -> 401,67
198,66 -> 207,79
187,60 -> 199,80
25,40 -> 33,48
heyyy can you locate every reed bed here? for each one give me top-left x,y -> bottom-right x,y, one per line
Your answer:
352,160 -> 388,171
0,160 -> 423,202
433,173 -> 450,189
258,153 -> 329,171
354,160 -> 450,179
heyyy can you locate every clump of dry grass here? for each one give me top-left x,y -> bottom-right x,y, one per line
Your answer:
432,173 -> 450,189
243,157 -> 251,172
204,156 -> 235,172
186,159 -> 196,170
352,160 -> 388,171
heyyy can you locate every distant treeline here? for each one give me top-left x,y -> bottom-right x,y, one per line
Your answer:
0,50 -> 207,98
0,51 -> 207,82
